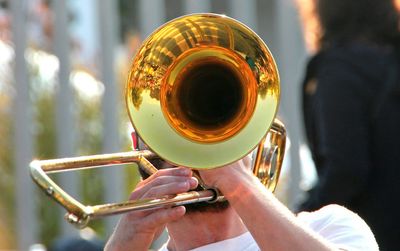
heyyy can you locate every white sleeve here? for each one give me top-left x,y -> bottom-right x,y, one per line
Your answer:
297,204 -> 379,251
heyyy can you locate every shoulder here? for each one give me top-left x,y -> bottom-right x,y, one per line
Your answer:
316,43 -> 393,81
297,204 -> 366,228
297,204 -> 379,251
304,43 -> 393,101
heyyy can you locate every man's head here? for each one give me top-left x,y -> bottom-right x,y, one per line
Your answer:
132,131 -> 230,213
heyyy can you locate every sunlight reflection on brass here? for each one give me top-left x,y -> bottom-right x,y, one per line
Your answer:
126,13 -> 280,168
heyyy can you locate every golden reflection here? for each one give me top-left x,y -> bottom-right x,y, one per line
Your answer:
126,14 -> 279,168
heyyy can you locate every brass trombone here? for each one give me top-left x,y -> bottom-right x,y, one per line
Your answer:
30,13 -> 286,229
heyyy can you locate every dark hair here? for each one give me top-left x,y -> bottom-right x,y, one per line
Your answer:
316,0 -> 400,48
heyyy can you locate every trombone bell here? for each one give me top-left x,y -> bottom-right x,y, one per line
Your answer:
126,13 -> 280,168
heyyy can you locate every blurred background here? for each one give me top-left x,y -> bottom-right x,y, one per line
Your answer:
0,0 -> 318,250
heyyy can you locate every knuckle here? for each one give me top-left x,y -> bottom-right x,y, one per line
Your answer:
152,176 -> 167,186
145,188 -> 157,198
129,190 -> 140,200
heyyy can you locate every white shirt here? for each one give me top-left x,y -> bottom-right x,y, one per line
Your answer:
158,204 -> 379,251
297,204 -> 379,251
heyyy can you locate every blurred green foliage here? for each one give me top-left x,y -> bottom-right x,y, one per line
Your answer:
0,73 -> 15,249
0,45 -> 141,249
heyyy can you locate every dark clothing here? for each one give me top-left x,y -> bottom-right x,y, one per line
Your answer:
299,42 -> 400,251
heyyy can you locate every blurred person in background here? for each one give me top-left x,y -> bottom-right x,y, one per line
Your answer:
297,0 -> 400,250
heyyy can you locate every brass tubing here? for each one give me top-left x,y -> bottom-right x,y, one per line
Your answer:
29,150 -> 223,228
252,119 -> 286,191
90,190 -> 221,219
33,150 -> 156,173
29,150 -> 156,228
